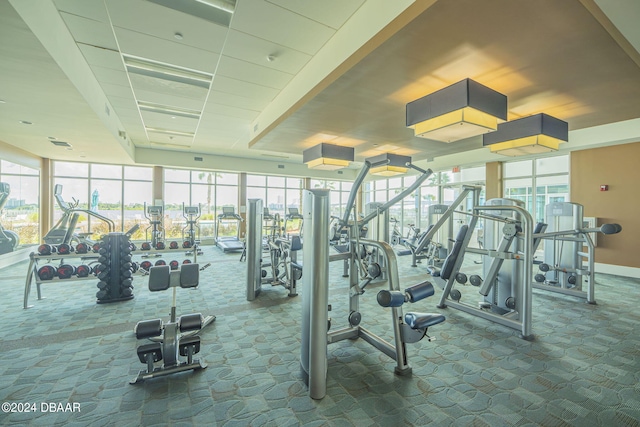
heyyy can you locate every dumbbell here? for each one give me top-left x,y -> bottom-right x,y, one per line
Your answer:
182,241 -> 193,249
141,242 -> 152,251
57,243 -> 74,255
37,265 -> 57,280
37,244 -> 55,256
76,242 -> 89,254
76,265 -> 92,278
169,260 -> 180,270
92,243 -> 101,253
155,241 -> 166,250
96,290 -> 108,300
140,260 -> 153,272
155,259 -> 166,266
131,262 -> 139,273
169,241 -> 179,250
129,242 -> 137,252
182,259 -> 192,264
57,264 -> 76,279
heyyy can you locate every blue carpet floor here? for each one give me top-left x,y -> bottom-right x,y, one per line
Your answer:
0,245 -> 638,426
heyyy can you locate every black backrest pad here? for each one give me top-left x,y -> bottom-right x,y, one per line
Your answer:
440,225 -> 469,280
148,266 -> 171,291
180,263 -> 199,288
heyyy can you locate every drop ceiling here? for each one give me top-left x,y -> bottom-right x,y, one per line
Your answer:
1,0 -> 639,172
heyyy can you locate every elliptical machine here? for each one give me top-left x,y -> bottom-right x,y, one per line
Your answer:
43,184 -> 114,246
143,203 -> 165,249
182,203 -> 202,255
0,182 -> 20,255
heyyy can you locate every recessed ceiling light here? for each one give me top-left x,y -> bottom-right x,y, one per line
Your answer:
48,136 -> 57,140
174,32 -> 183,40
267,54 -> 276,62
19,120 -> 33,125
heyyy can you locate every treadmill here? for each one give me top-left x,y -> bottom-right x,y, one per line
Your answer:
215,206 -> 244,253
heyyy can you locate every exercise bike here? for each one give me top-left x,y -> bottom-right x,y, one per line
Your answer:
0,182 -> 20,255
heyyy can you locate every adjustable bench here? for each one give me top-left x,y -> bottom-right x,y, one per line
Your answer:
130,263 -> 214,384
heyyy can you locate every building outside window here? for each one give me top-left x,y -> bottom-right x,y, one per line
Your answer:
0,160 -> 40,246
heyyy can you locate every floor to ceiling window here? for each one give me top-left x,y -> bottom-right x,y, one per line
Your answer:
52,161 -> 152,241
0,160 -> 40,246
310,179 -> 352,220
164,169 -> 239,239
503,155 -> 569,222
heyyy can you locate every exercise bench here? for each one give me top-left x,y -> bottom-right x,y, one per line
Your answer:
130,263 -> 214,384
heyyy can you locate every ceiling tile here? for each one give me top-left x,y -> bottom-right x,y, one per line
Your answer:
100,81 -> 135,98
210,75 -> 279,103
216,55 -> 292,90
224,29 -> 312,74
206,89 -> 269,111
54,0 -> 111,23
202,103 -> 260,121
90,65 -> 130,87
140,110 -> 199,132
107,95 -> 139,111
105,0 -> 229,53
266,0 -> 365,30
59,12 -> 118,50
232,0 -> 335,55
114,27 -> 219,73
78,44 -> 124,71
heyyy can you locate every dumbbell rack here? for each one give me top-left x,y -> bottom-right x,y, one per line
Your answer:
23,251 -> 99,309
96,233 -> 136,305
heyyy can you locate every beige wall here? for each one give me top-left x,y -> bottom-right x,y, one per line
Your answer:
485,161 -> 502,200
570,142 -> 640,268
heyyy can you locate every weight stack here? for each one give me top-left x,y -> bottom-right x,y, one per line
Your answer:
96,232 -> 135,304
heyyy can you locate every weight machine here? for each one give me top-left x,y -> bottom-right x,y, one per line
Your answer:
301,159 -> 444,400
246,199 -> 300,300
0,182 -> 20,255
409,186 -> 482,268
533,201 -> 622,303
44,184 -> 114,246
434,198 -> 535,340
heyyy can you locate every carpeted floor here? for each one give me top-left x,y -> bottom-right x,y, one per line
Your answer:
0,244 -> 638,426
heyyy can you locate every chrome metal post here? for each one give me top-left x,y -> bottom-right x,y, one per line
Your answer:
246,199 -> 263,301
300,189 -> 330,400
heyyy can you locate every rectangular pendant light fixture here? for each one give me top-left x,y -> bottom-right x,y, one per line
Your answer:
367,153 -> 411,176
483,113 -> 568,156
303,143 -> 354,171
406,78 -> 507,142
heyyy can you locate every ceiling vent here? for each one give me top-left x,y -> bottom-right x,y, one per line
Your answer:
50,140 -> 72,147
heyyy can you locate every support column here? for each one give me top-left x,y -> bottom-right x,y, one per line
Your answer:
239,172 -> 247,239
39,158 -> 51,243
485,161 -> 503,200
300,188 -> 330,400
